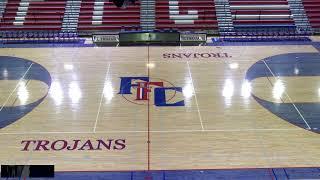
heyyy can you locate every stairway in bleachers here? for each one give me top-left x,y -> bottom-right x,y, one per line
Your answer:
0,0 -> 7,20
155,0 -> 218,32
302,0 -> 320,31
62,0 -> 81,32
214,0 -> 234,34
287,0 -> 311,32
78,0 -> 140,31
229,0 -> 296,31
140,0 -> 155,31
91,0 -> 104,25
13,0 -> 29,26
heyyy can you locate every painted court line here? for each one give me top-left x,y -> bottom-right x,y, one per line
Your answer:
147,45 -> 151,171
262,60 -> 311,130
93,62 -> 111,133
0,128 -> 302,135
186,61 -> 204,131
0,63 -> 33,112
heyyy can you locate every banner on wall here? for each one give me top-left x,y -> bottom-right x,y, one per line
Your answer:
180,33 -> 207,42
92,34 -> 119,43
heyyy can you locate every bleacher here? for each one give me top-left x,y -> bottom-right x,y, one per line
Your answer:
229,0 -> 296,32
155,0 -> 218,31
0,0 -> 66,31
0,0 -> 318,41
78,0 -> 140,31
302,0 -> 320,29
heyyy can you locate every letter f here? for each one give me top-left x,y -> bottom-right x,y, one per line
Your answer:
118,77 -> 149,94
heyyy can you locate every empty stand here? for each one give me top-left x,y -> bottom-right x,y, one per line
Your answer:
229,0 -> 296,32
0,0 -> 317,35
78,0 -> 141,31
155,0 -> 218,31
0,0 -> 66,31
302,0 -> 320,29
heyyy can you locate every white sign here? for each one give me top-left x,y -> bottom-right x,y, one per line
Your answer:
92,34 -> 119,43
180,33 -> 207,42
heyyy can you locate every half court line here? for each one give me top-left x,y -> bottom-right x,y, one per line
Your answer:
0,63 -> 33,112
186,61 -> 204,131
262,60 -> 311,130
147,45 -> 151,171
93,62 -> 111,132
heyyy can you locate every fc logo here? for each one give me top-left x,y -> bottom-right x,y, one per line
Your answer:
118,77 -> 185,107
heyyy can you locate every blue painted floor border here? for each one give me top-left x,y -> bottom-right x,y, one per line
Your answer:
313,43 -> 320,52
2,167 -> 320,180
53,168 -> 320,180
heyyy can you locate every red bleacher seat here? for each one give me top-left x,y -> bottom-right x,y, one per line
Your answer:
229,0 -> 295,28
0,0 -> 318,33
155,0 -> 218,31
302,0 -> 320,28
0,0 -> 66,31
77,0 -> 140,31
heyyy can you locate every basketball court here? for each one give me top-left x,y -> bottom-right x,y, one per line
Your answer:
1,43 -> 320,175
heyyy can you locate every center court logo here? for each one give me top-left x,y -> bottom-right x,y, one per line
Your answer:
118,77 -> 185,107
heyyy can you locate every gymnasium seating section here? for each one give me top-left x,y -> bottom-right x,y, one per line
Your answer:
0,0 -> 319,37
228,0 -> 299,37
0,0 -> 66,31
78,0 -> 140,31
155,0 -> 218,31
229,0 -> 295,28
302,0 -> 320,29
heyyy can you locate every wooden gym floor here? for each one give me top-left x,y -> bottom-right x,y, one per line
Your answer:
0,44 -> 320,172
